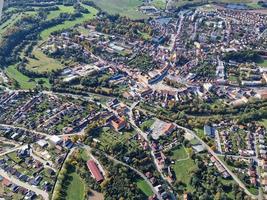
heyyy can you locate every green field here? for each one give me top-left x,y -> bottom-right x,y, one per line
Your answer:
151,0 -> 167,9
26,49 -> 63,73
5,65 -> 51,89
47,5 -> 75,20
140,119 -> 155,131
259,119 -> 267,129
66,172 -> 85,200
172,158 -> 197,191
170,146 -> 188,160
136,179 -> 153,197
41,5 -> 98,39
257,59 -> 267,68
91,0 -> 147,19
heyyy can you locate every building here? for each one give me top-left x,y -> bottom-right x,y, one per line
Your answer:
87,160 -> 104,182
111,117 -> 126,131
204,125 -> 215,138
162,123 -> 176,135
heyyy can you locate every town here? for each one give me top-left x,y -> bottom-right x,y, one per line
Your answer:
0,0 -> 267,200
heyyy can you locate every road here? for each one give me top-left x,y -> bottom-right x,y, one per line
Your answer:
0,168 -> 49,200
174,123 -> 258,199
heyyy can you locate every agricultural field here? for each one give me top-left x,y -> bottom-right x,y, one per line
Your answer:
91,0 -> 147,19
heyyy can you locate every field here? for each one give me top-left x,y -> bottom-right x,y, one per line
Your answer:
259,119 -> 267,129
91,0 -> 147,19
151,0 -> 167,9
136,179 -> 153,196
170,145 -> 188,160
25,49 -> 63,73
257,59 -> 267,68
5,65 -> 51,89
65,172 -> 85,200
41,5 -> 98,39
172,157 -> 197,191
140,119 -> 155,131
47,5 -> 75,20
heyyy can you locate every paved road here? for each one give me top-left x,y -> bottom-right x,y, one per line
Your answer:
174,123 -> 258,199
0,168 -> 49,200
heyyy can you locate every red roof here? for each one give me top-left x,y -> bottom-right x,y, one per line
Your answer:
87,160 -> 104,182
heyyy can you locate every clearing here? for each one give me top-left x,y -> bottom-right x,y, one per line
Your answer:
65,172 -> 85,200
136,179 -> 153,197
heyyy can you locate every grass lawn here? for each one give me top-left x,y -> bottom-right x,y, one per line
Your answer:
47,5 -> 75,20
91,0 -> 147,19
151,0 -> 166,9
170,146 -> 188,160
172,158 -> 197,191
140,119 -> 155,131
41,5 -> 98,39
246,2 -> 262,9
259,119 -> 267,129
26,49 -> 63,73
194,128 -> 205,139
66,172 -> 85,200
5,65 -> 51,89
136,179 -> 153,197
257,59 -> 267,68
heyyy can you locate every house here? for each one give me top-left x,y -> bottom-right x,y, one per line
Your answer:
2,178 -> 11,187
87,160 -> 104,182
162,123 -> 176,136
111,117 -> 126,131
50,135 -> 62,145
37,140 -> 48,148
